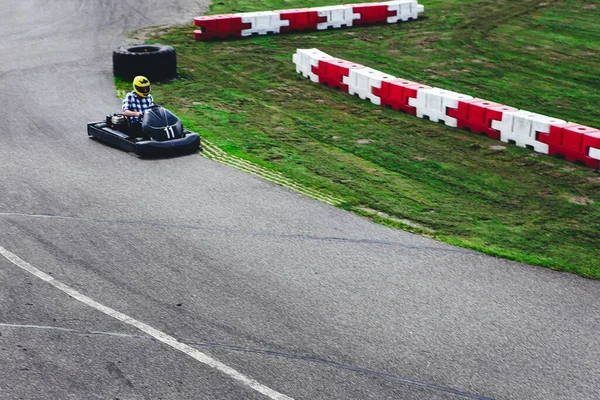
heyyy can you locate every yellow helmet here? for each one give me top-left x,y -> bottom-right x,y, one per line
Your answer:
133,76 -> 151,98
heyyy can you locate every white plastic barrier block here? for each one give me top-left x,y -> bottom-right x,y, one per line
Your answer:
491,110 -> 566,154
590,147 -> 600,161
408,87 -> 473,127
343,67 -> 396,105
241,11 -> 290,36
292,48 -> 333,82
315,5 -> 360,30
387,0 -> 423,23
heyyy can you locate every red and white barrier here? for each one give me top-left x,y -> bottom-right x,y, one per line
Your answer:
292,48 -> 334,83
293,48 -> 600,169
279,9 -> 323,32
193,15 -> 249,40
375,79 -> 432,115
315,58 -> 366,92
538,123 -> 600,168
448,99 -> 517,140
386,0 -> 425,23
316,5 -> 360,30
241,11 -> 290,36
589,146 -> 600,164
352,3 -> 394,26
193,1 -> 425,41
491,110 -> 565,154
409,88 -> 473,127
343,68 -> 397,105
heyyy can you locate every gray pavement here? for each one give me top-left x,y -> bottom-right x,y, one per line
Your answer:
0,1 -> 599,399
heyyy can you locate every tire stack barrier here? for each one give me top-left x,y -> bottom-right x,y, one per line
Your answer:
293,48 -> 600,169
112,44 -> 177,81
193,1 -> 425,41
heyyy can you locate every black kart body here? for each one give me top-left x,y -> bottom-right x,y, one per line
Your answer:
87,105 -> 201,157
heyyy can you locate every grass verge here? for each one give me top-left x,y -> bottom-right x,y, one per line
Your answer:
120,0 -> 600,278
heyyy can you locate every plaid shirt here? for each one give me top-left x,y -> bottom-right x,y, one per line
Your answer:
122,91 -> 154,123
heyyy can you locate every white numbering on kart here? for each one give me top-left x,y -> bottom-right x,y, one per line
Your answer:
164,125 -> 176,139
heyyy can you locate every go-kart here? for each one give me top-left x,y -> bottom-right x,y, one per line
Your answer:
87,105 -> 201,158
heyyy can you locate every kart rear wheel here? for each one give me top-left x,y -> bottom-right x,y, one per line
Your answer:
112,44 -> 176,81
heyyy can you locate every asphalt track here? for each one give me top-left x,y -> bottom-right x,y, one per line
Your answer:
1,1 -> 599,399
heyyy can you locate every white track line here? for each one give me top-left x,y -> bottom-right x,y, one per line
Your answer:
0,246 -> 293,400
0,323 -> 145,339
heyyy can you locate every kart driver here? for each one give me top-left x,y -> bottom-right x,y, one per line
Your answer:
122,75 -> 153,136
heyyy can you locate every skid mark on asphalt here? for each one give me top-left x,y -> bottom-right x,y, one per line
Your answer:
201,140 -> 342,206
0,212 -> 466,253
0,246 -> 294,400
0,322 -> 493,399
190,342 -> 496,400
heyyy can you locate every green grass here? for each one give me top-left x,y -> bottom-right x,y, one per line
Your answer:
124,0 -> 600,278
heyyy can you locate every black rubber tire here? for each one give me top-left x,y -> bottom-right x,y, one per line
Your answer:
112,44 -> 177,81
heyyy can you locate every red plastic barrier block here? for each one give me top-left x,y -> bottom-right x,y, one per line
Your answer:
279,9 -> 324,32
561,124 -> 587,153
484,105 -> 519,140
536,122 -> 568,154
448,99 -> 517,140
538,123 -> 585,154
193,15 -> 250,40
538,123 -> 600,167
312,58 -> 365,92
352,4 -> 394,25
194,30 -> 215,40
373,79 -> 431,115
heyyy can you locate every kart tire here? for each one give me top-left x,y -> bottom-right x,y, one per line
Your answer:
112,44 -> 177,82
